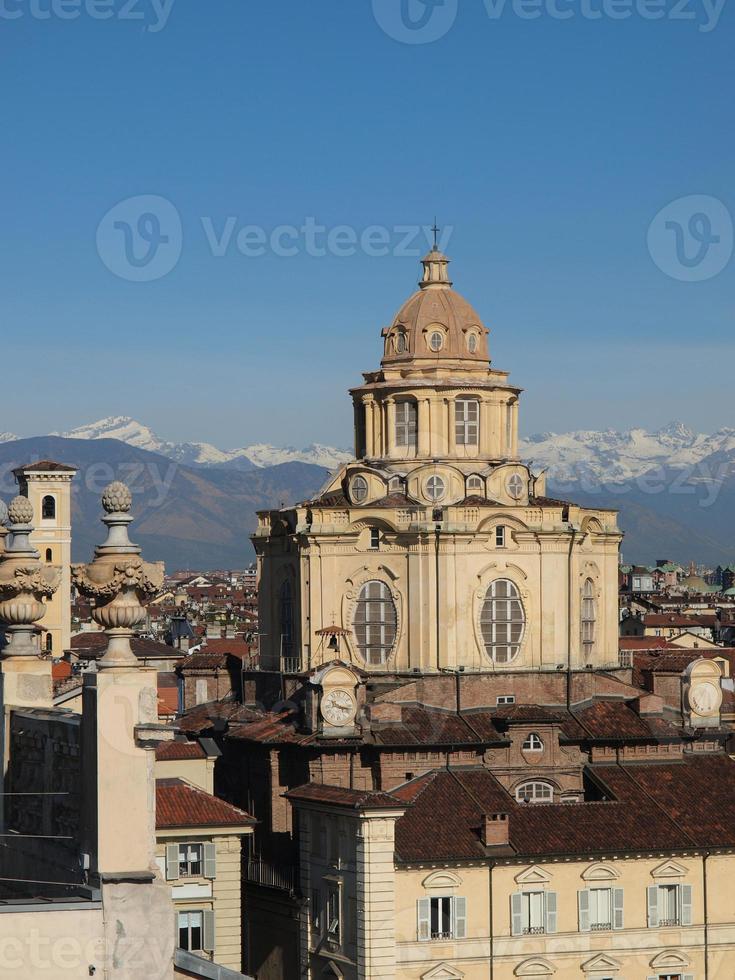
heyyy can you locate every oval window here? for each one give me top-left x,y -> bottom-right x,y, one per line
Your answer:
468,334 -> 478,353
480,578 -> 525,664
351,475 -> 368,503
429,331 -> 444,352
353,581 -> 397,666
425,475 -> 446,501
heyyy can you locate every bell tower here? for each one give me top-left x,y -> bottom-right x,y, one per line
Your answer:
13,461 -> 77,654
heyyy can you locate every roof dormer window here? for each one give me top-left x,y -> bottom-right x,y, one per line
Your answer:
429,331 -> 444,352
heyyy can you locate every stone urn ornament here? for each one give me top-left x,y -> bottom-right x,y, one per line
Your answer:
0,496 -> 62,657
72,482 -> 164,669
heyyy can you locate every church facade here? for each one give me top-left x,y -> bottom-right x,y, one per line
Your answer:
254,248 -> 621,676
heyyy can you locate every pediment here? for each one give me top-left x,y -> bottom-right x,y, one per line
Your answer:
581,863 -> 620,881
515,865 -> 552,885
650,949 -> 690,969
421,965 -> 465,980
581,953 -> 621,973
422,870 -> 463,890
514,958 -> 555,977
651,859 -> 688,879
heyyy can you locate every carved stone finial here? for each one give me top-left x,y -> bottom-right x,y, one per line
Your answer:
72,483 -> 164,669
0,495 -> 61,657
102,481 -> 132,514
8,495 -> 33,526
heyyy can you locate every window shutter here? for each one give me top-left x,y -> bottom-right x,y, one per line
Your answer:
545,891 -> 557,934
680,883 -> 693,925
165,844 -> 179,881
417,898 -> 430,941
203,842 -> 217,880
578,889 -> 590,932
511,892 -> 523,936
613,887 -> 624,930
453,896 -> 467,939
647,885 -> 659,928
203,910 -> 216,952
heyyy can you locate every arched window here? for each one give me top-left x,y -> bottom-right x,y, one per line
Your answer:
468,333 -> 478,353
480,579 -> 525,664
515,780 -> 554,803
467,475 -> 483,493
279,580 -> 294,660
45,548 -> 53,563
42,495 -> 56,520
522,733 -> 543,751
395,331 -> 407,353
395,401 -> 417,449
351,475 -> 368,503
581,578 -> 596,659
455,398 -> 479,446
353,581 -> 397,666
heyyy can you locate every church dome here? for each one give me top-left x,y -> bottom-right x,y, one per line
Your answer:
381,248 -> 490,367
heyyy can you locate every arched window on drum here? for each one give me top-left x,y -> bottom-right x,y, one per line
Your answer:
279,580 -> 294,660
353,581 -> 397,666
480,579 -> 525,664
581,578 -> 596,660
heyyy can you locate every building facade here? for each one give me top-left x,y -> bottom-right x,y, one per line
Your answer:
254,249 -> 621,676
13,461 -> 76,654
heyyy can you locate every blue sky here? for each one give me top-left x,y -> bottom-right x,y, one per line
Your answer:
1,0 -> 733,449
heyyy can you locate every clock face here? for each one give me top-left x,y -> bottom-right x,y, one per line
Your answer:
689,681 -> 721,715
321,689 -> 356,727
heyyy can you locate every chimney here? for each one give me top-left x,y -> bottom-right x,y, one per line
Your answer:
481,812 -> 510,847
634,693 -> 664,716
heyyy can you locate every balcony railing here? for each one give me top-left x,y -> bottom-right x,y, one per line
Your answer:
659,917 -> 680,927
591,922 -> 612,931
245,858 -> 296,892
281,656 -> 301,674
523,926 -> 545,935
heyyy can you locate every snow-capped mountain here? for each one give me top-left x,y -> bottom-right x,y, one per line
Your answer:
14,416 -> 735,485
0,432 -> 18,444
53,416 -> 353,471
519,422 -> 735,485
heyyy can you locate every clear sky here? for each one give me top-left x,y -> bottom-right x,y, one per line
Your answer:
1,0 -> 733,449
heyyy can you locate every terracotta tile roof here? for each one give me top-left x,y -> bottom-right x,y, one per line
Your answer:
285,783 -> 403,810
619,637 -> 677,650
370,705 -> 504,746
199,638 -> 256,659
177,701 -> 267,735
567,699 -> 684,740
644,613 -> 712,627
71,632 -> 182,661
13,460 -> 77,473
393,755 -> 735,863
156,778 -> 255,829
155,740 -> 207,761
